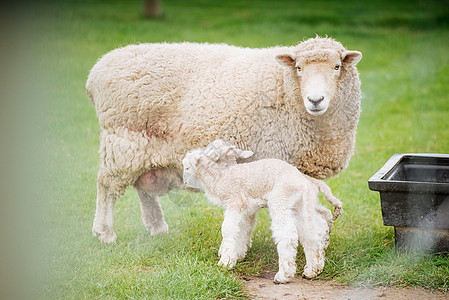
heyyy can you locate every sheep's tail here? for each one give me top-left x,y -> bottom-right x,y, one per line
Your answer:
85,73 -> 96,105
86,88 -> 94,104
86,83 -> 95,104
304,174 -> 343,221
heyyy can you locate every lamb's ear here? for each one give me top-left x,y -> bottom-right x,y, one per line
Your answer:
275,54 -> 296,67
235,149 -> 254,159
342,51 -> 362,66
203,147 -> 220,161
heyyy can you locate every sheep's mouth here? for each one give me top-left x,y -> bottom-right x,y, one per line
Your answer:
307,107 -> 327,116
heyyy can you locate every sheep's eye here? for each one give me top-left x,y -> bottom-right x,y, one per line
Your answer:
297,66 -> 302,72
334,65 -> 340,70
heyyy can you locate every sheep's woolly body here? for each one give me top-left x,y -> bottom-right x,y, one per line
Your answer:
87,37 -> 361,243
87,39 -> 360,185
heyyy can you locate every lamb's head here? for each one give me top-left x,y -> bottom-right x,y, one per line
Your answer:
182,149 -> 205,190
203,139 -> 254,167
182,140 -> 254,189
276,40 -> 362,116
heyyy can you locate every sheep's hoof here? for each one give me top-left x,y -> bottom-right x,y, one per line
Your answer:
92,228 -> 117,244
148,222 -> 169,235
273,272 -> 292,284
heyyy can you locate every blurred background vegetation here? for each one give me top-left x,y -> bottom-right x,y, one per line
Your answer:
1,0 -> 448,299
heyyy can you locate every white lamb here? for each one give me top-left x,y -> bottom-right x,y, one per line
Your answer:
86,37 -> 361,243
182,140 -> 343,283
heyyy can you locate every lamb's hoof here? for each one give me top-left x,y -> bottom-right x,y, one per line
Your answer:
92,227 -> 117,244
302,267 -> 319,279
218,256 -> 237,269
273,272 -> 292,284
148,222 -> 169,235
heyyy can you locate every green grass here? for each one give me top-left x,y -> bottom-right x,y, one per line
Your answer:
12,0 -> 449,298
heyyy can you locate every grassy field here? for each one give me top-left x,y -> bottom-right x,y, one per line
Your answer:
9,0 -> 449,298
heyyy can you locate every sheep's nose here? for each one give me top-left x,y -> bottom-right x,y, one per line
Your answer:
307,96 -> 324,105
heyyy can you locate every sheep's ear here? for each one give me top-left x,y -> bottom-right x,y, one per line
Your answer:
235,149 -> 254,159
275,54 -> 296,67
342,51 -> 362,66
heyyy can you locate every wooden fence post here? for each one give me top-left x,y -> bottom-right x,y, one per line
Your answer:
143,0 -> 162,18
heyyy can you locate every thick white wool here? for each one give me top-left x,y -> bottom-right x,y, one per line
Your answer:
87,38 -> 361,191
87,37 -> 361,243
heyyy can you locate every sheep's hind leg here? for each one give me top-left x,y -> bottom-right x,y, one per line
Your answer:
92,179 -> 123,244
136,189 -> 168,235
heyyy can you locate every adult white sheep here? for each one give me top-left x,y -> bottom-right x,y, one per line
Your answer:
86,37 -> 362,243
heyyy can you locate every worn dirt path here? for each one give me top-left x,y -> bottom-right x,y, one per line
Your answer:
243,274 -> 448,300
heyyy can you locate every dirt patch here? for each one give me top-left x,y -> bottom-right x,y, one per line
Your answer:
243,274 -> 448,300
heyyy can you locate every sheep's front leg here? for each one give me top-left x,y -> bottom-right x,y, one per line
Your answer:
269,207 -> 299,284
218,209 -> 250,269
92,180 -> 120,244
136,189 -> 168,235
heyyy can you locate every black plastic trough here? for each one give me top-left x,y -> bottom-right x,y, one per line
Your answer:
368,153 -> 449,252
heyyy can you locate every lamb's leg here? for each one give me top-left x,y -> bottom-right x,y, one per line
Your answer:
218,209 -> 249,269
315,205 -> 333,232
296,189 -> 329,279
269,206 -> 298,284
92,179 -> 122,244
243,212 -> 257,250
136,188 -> 168,235
300,235 -> 327,278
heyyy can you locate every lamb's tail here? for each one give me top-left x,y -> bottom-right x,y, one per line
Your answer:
305,174 -> 343,221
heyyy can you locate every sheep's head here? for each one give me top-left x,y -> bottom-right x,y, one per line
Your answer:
276,48 -> 362,116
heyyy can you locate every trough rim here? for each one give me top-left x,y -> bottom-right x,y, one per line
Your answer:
368,153 -> 449,193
